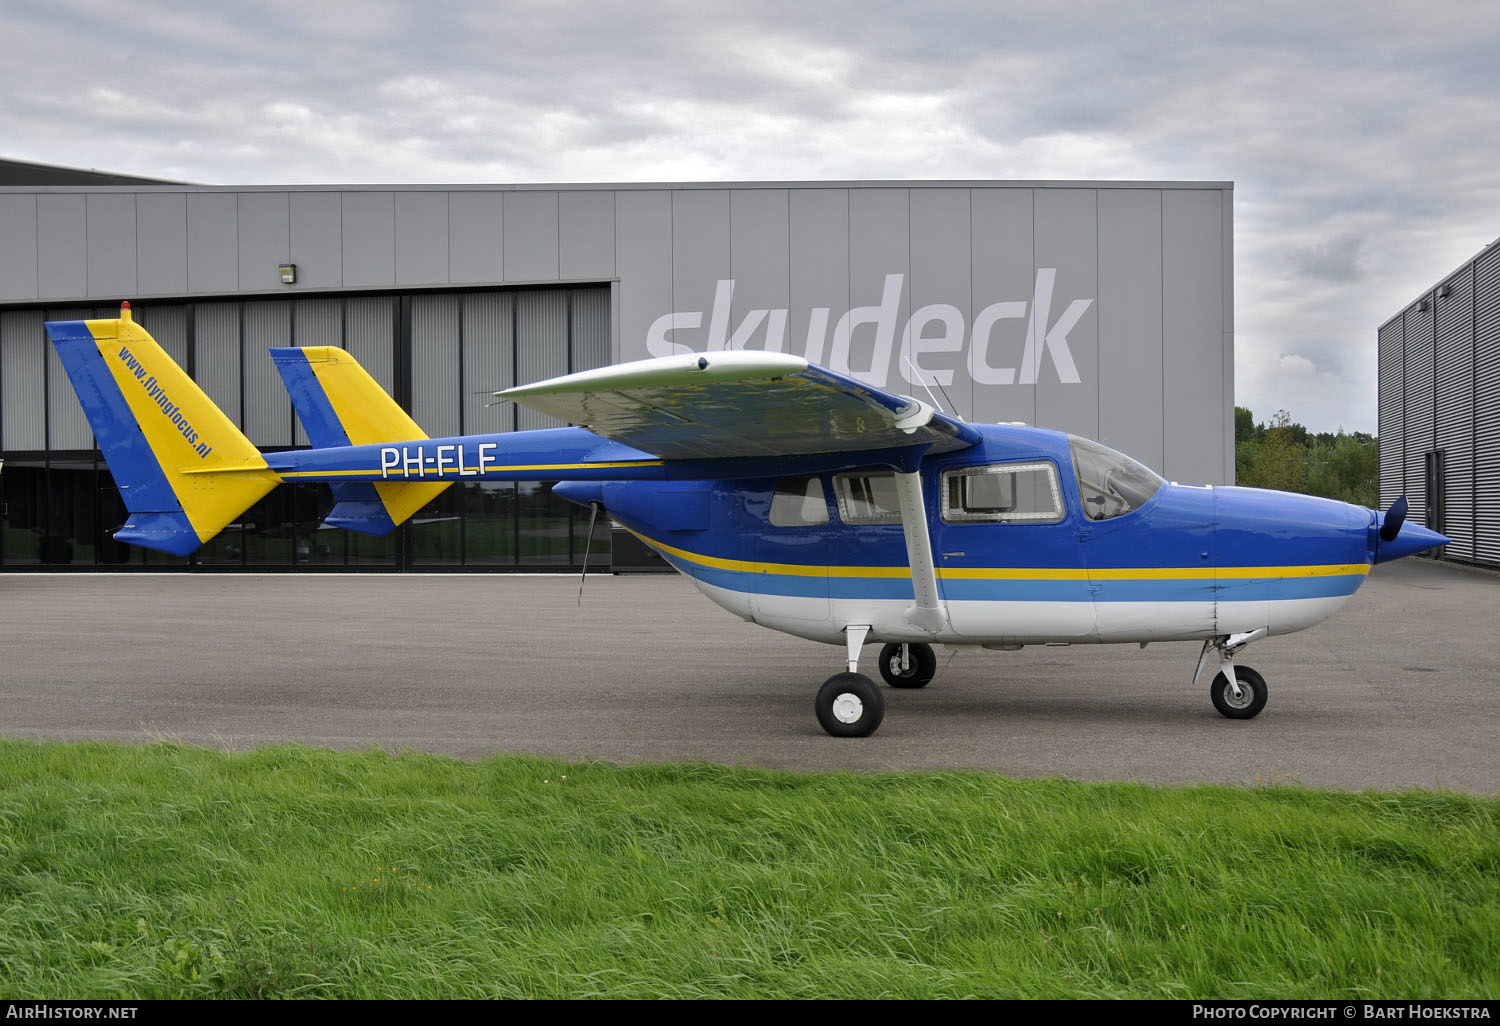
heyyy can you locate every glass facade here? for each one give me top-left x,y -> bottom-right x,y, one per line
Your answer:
0,286 -> 615,572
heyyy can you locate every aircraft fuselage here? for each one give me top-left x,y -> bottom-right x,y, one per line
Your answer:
557,424 -> 1404,649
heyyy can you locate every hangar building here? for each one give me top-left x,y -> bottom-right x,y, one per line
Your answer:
1378,235 -> 1500,570
0,168 -> 1234,572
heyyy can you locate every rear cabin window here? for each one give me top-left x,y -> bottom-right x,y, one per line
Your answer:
768,476 -> 830,527
941,462 -> 1063,524
834,471 -> 902,524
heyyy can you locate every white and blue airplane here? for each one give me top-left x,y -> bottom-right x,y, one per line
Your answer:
46,304 -> 1446,737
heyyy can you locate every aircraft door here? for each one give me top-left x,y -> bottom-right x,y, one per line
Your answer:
749,476 -> 831,629
935,459 -> 1096,642
1070,437 -> 1218,642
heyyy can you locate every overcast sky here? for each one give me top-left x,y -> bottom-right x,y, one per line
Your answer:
4,0 -> 1497,434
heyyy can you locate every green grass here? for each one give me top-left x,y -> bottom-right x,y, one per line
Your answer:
0,739 -> 1495,999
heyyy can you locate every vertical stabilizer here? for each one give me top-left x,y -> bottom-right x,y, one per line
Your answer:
271,346 -> 450,533
45,307 -> 281,555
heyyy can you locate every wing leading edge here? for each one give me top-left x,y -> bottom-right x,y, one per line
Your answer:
499,351 -> 981,462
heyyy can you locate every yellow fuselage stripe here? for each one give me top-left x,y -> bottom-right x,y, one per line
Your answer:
635,530 -> 1370,581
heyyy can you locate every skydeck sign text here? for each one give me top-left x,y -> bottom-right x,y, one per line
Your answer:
645,269 -> 1092,390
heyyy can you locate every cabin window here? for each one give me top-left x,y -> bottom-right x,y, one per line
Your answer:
834,471 -> 903,524
941,462 -> 1063,524
1069,435 -> 1165,521
768,476 -> 830,527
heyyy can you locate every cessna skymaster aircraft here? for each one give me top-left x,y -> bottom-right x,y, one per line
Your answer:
47,304 -> 1446,738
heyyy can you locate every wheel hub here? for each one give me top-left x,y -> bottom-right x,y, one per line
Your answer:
832,692 -> 864,723
1224,682 -> 1252,708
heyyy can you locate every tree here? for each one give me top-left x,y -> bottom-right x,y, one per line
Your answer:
1235,406 -> 1259,445
1240,410 -> 1306,494
1234,407 -> 1378,508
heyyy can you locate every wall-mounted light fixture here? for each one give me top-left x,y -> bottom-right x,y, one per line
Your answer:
278,263 -> 297,285
1418,299 -> 1430,312
1436,284 -> 1452,298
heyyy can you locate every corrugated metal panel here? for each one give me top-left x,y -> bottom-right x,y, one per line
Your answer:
1474,246 -> 1500,565
1433,268 -> 1473,558
461,292 -> 513,435
2,309 -> 47,449
45,307 -> 94,449
515,290 -> 568,431
193,302 -> 241,426
136,305 -> 188,368
345,297 -> 395,395
294,298 -> 342,348
1377,318 -> 1404,509
1402,302 -> 1435,525
242,301 -> 292,447
410,294 -> 461,437
569,287 -> 610,373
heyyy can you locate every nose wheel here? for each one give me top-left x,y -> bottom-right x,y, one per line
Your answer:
1210,666 -> 1267,719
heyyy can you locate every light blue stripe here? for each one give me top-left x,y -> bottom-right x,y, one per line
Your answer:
663,554 -> 1364,604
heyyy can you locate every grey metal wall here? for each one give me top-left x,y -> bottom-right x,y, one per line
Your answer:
0,288 -> 603,453
1378,236 -> 1500,569
1477,247 -> 1500,566
0,180 -> 1234,483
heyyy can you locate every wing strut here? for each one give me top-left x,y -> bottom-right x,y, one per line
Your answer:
892,470 -> 948,633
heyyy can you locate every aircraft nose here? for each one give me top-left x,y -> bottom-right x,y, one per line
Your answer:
1373,520 -> 1449,564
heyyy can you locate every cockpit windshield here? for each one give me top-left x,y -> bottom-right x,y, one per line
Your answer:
1069,436 -> 1165,521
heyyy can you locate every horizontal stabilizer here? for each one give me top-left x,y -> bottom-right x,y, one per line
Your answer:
324,496 -> 397,535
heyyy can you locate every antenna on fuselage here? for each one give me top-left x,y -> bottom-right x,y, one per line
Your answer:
900,354 -> 966,423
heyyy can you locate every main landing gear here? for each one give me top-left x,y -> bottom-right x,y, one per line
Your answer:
815,672 -> 884,738
1196,629 -> 1270,720
815,628 -> 940,737
877,642 -> 937,688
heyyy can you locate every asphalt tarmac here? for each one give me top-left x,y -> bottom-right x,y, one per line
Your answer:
3,558 -> 1496,792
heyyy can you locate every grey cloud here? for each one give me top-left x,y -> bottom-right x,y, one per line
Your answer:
3,0 -> 1499,432
1288,235 -> 1366,283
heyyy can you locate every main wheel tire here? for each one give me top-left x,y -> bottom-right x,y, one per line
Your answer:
877,642 -> 937,688
1210,666 -> 1267,719
815,672 -> 886,737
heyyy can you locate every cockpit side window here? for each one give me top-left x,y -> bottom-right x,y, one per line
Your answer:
1069,435 -> 1166,521
769,476 -> 830,527
941,462 -> 1063,523
833,471 -> 902,524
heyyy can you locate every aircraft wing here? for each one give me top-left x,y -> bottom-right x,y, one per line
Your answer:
499,352 -> 981,460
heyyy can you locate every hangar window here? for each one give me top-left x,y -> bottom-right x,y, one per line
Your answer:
834,471 -> 902,525
941,462 -> 1063,523
769,476 -> 830,527
1069,435 -> 1165,520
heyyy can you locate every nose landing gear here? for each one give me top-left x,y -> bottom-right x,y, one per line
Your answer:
1196,629 -> 1270,719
